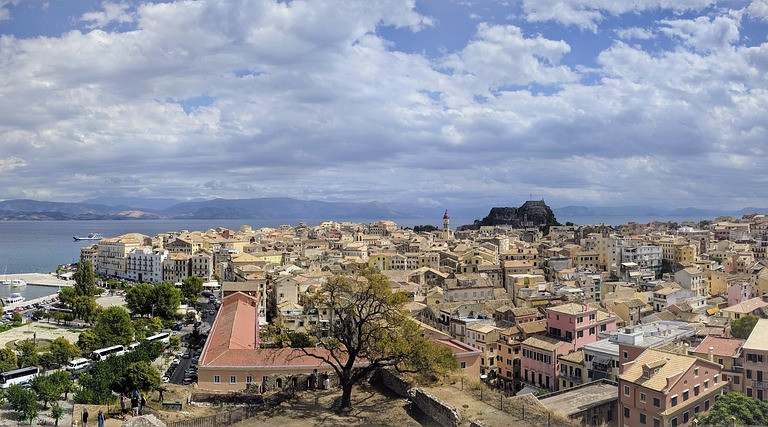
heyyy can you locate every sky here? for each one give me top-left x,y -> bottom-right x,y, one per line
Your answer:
0,0 -> 767,210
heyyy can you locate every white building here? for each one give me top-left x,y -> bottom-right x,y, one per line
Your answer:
126,247 -> 167,283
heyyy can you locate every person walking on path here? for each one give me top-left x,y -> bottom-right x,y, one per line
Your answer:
120,394 -> 127,419
131,394 -> 139,416
97,410 -> 105,427
140,394 -> 146,415
81,409 -> 89,427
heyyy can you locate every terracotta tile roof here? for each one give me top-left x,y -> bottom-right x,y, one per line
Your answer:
723,297 -> 768,314
559,350 -> 584,363
200,292 -> 364,369
519,320 -> 547,335
618,349 -> 697,391
693,336 -> 744,358
522,336 -> 570,352
547,303 -> 594,315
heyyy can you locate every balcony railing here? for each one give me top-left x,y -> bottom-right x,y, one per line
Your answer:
559,372 -> 583,383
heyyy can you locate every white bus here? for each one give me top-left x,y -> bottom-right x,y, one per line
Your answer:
0,366 -> 39,388
91,345 -> 125,361
145,332 -> 171,345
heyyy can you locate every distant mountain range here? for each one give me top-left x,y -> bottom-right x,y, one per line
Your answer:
0,197 -> 765,222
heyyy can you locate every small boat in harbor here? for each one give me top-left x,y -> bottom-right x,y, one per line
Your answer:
8,279 -> 25,287
73,233 -> 104,241
3,293 -> 24,305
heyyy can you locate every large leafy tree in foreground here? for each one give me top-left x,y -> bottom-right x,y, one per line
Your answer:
301,269 -> 456,412
698,392 -> 768,426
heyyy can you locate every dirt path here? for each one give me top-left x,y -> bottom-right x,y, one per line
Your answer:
234,383 -> 439,427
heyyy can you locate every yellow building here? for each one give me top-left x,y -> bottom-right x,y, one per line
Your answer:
558,350 -> 586,390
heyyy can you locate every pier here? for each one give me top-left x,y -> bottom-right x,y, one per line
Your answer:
3,273 -> 74,288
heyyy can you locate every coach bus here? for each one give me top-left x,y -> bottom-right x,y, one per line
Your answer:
145,332 -> 171,345
0,366 -> 39,388
91,345 -> 125,361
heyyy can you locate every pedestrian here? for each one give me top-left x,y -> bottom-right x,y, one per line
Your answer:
120,394 -> 127,419
131,394 -> 139,416
140,394 -> 146,415
158,388 -> 164,402
81,409 -> 89,427
323,374 -> 330,390
310,369 -> 318,389
97,409 -> 105,427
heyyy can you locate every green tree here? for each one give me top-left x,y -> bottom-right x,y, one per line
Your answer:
181,276 -> 204,305
732,314 -> 759,339
126,283 -> 155,317
169,335 -> 181,352
39,352 -> 59,370
51,403 -> 63,426
300,269 -> 457,412
71,295 -> 100,323
149,317 -> 164,333
58,287 -> 76,308
77,330 -> 100,354
49,370 -> 74,399
73,259 -> 97,296
152,282 -> 181,320
15,339 -> 39,368
49,337 -> 80,366
698,391 -> 768,426
5,384 -> 38,424
0,348 -> 18,373
93,307 -> 134,347
11,311 -> 22,324
262,315 -> 289,347
287,331 -> 315,348
31,374 -> 60,408
119,361 -> 161,394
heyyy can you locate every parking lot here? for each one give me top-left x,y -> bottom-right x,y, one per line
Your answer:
164,294 -> 217,386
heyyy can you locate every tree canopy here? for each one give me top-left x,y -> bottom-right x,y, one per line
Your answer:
92,306 -> 134,347
300,269 -> 457,411
0,348 -> 18,373
698,392 -> 768,426
73,259 -> 97,296
5,384 -> 38,424
15,339 -> 39,368
181,276 -> 204,305
732,314 -> 759,339
125,282 -> 181,319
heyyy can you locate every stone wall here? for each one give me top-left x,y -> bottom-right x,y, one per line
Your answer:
408,388 -> 461,427
375,368 -> 411,397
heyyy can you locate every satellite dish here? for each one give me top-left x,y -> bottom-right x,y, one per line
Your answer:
480,374 -> 488,380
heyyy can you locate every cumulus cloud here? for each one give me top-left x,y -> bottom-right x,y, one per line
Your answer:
0,0 -> 767,210
80,1 -> 134,28
615,27 -> 656,40
0,0 -> 16,21
521,0 -> 716,31
659,15 -> 740,52
748,0 -> 768,22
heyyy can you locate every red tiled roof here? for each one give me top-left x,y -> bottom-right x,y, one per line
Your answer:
200,291 -> 365,369
693,336 -> 744,358
433,338 -> 482,356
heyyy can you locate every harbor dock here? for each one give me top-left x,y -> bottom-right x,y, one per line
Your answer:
2,293 -> 60,312
3,273 -> 73,288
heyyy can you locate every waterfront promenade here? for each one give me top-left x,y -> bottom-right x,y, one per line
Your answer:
4,273 -> 73,287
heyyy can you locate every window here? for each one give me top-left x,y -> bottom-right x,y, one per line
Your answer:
623,407 -> 630,419
640,392 -> 646,403
747,370 -> 753,379
577,330 -> 584,338
714,374 -> 719,384
683,390 -> 689,401
694,367 -> 699,378
623,351 -> 629,359
671,417 -> 678,427
213,375 -> 220,384
671,395 -> 678,407
460,361 -> 467,369
694,385 -> 700,396
748,388 -> 753,397
705,399 -> 710,411
653,397 -> 660,407
246,376 -> 253,384
704,380 -> 709,389
230,375 -> 237,384
640,413 -> 647,424
654,418 -> 661,427
694,405 -> 700,414
683,412 -> 689,423
624,385 -> 630,397
590,327 -> 595,335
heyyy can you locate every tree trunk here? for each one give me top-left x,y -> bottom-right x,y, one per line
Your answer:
338,379 -> 354,413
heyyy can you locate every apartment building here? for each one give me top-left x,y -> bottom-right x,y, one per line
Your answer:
618,347 -> 725,427
126,247 -> 167,283
545,303 -> 617,350
743,318 -> 768,401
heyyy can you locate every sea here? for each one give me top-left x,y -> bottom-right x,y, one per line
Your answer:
0,213 -> 714,299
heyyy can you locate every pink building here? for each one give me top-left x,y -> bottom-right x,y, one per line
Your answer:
545,303 -> 617,350
521,335 -> 573,392
727,279 -> 752,307
618,346 -> 725,427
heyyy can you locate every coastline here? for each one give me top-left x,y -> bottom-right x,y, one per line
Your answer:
2,273 -> 73,287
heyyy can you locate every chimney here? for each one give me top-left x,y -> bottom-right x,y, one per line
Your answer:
708,346 -> 714,362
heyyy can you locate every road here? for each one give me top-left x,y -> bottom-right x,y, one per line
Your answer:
169,295 -> 217,385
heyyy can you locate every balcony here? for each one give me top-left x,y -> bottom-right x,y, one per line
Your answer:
559,372 -> 583,383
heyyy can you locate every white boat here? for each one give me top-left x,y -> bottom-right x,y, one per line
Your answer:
3,293 -> 24,304
9,279 -> 25,287
73,233 -> 104,241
